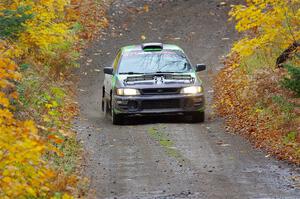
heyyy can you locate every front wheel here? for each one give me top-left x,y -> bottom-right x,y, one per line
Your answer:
110,97 -> 124,125
111,110 -> 124,125
191,111 -> 205,123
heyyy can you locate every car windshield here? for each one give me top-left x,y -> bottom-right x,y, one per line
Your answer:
118,50 -> 192,74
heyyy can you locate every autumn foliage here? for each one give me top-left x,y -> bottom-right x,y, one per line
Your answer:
229,0 -> 300,58
215,1 -> 300,163
0,46 -> 53,198
0,0 -> 108,198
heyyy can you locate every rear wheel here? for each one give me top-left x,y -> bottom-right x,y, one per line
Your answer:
191,111 -> 205,123
103,99 -> 110,117
101,87 -> 106,112
101,98 -> 105,112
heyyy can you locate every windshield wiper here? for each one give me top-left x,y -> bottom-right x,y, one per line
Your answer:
119,72 -> 145,75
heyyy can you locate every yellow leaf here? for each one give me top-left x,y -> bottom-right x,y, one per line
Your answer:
143,5 -> 149,12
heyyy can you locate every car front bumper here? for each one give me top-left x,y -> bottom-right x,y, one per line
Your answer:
113,94 -> 205,115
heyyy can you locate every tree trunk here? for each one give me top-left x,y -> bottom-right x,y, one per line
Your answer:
276,41 -> 299,67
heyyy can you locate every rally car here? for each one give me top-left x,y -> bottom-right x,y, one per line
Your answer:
101,43 -> 206,124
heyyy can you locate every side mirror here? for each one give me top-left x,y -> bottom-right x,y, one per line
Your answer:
103,67 -> 113,75
195,64 -> 206,72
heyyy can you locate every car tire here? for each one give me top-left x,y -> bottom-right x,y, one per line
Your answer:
191,111 -> 205,123
101,98 -> 105,112
101,88 -> 107,113
103,100 -> 110,118
111,110 -> 124,125
110,97 -> 124,125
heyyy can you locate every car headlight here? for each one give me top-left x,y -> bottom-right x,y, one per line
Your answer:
180,86 -> 203,94
116,88 -> 140,96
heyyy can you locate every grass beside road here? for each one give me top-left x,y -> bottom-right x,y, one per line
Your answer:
148,126 -> 182,159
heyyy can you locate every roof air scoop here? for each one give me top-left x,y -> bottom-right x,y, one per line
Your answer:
142,43 -> 163,51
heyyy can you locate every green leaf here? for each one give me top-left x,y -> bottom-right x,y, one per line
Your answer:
0,6 -> 33,39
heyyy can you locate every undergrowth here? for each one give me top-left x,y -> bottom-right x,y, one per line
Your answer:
215,54 -> 300,164
214,0 -> 300,164
0,0 -> 109,198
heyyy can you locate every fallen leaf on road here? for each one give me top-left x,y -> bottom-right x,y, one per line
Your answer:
218,2 -> 227,7
216,140 -> 224,145
126,7 -> 139,14
144,5 -> 149,12
220,144 -> 230,147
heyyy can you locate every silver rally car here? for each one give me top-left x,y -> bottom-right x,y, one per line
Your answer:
102,43 -> 206,124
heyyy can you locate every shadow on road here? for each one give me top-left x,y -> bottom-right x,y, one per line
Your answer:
121,115 -> 197,125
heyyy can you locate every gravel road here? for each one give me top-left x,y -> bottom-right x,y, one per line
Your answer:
75,0 -> 300,198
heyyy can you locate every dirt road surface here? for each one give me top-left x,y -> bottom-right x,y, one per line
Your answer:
75,0 -> 300,198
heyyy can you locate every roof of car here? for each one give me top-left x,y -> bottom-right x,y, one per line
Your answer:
121,43 -> 184,53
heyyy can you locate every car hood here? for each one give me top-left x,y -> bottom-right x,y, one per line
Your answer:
115,73 -> 202,89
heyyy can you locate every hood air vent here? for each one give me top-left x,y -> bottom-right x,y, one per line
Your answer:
142,43 -> 163,51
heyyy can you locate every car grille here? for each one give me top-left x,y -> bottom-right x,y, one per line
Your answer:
141,99 -> 181,109
141,88 -> 180,95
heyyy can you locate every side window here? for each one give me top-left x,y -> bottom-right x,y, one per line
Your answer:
112,50 -> 122,71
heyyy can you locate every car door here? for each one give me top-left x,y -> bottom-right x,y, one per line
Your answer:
104,50 -> 121,98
